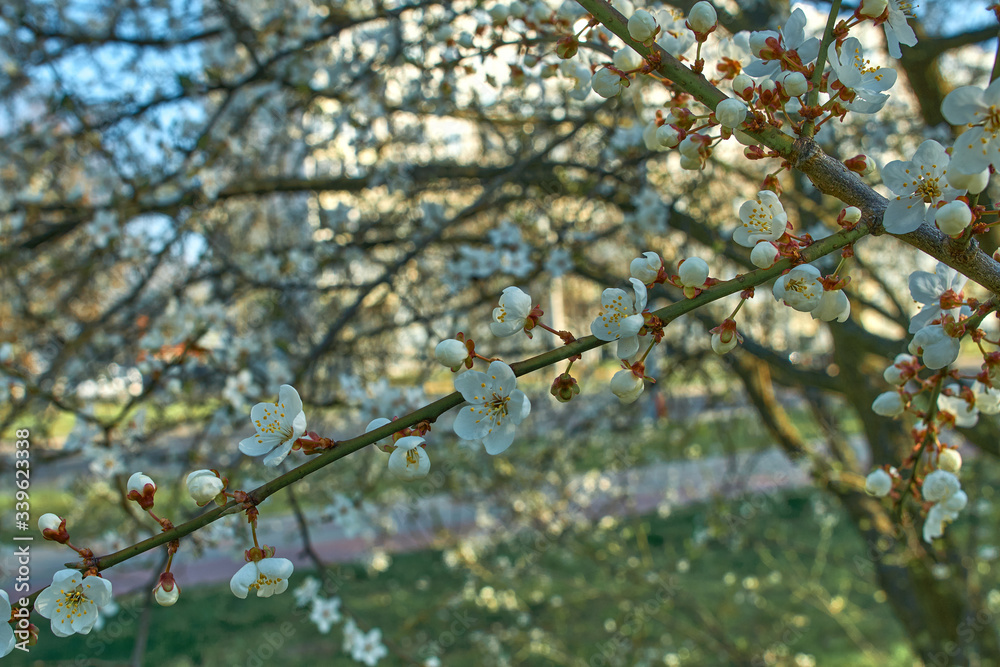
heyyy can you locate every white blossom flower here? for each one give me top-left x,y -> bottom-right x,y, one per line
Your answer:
592,68 -> 627,98
238,384 -> 307,467
610,369 -> 644,404
35,570 -> 113,637
973,381 -> 1000,414
882,140 -> 962,234
309,597 -> 342,634
343,618 -> 363,654
490,286 -> 532,337
827,37 -> 897,113
387,435 -> 430,480
545,248 -> 574,277
909,324 -> 960,370
865,469 -> 893,497
352,627 -> 389,666
293,576 -> 322,607
922,470 -> 960,503
743,9 -> 819,80
559,60 -> 593,100
231,557 -> 294,598
630,251 -> 661,283
811,290 -> 851,322
943,79 -> 1000,175
453,361 -> 531,455
908,262 -> 968,333
923,502 -> 959,543
591,278 -> 648,359
735,190 -> 787,247
186,469 -> 225,505
938,392 -> 978,428
883,0 -> 918,59
772,264 -> 824,312
0,591 -> 13,657
872,391 -> 905,417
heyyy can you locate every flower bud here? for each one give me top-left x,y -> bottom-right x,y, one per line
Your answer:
679,155 -> 703,171
39,513 -> 70,543
865,469 -> 892,497
613,47 -> 644,72
655,124 -> 680,148
154,572 -> 180,607
678,257 -> 709,288
627,9 -> 658,44
883,353 -> 916,385
716,98 -> 747,129
781,71 -> 808,97
750,242 -> 779,268
687,1 -> 718,33
555,36 -> 578,59
922,470 -> 960,502
630,251 -> 661,283
935,200 -> 972,236
871,391 -> 904,417
434,339 -> 469,370
186,469 -> 226,506
610,369 -> 644,404
947,168 -> 990,195
860,0 -> 888,17
550,373 -> 581,403
842,207 -> 862,224
592,68 -> 627,98
938,448 -> 962,474
488,4 -> 509,23
749,31 -> 778,58
732,73 -> 754,99
942,489 -> 968,511
711,332 -> 737,354
127,472 -> 157,510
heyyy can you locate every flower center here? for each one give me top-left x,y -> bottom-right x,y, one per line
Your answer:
744,200 -> 775,234
56,586 -> 89,621
785,278 -> 816,296
914,177 -> 942,203
251,571 -> 283,592
984,105 -> 1000,134
851,49 -> 882,77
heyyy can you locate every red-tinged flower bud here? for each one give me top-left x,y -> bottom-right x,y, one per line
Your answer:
555,36 -> 578,59
38,513 -> 71,544
126,472 -> 156,510
154,572 -> 180,606
550,373 -> 581,403
844,154 -> 875,175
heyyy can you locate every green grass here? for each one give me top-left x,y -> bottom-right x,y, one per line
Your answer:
20,488 -> 915,667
